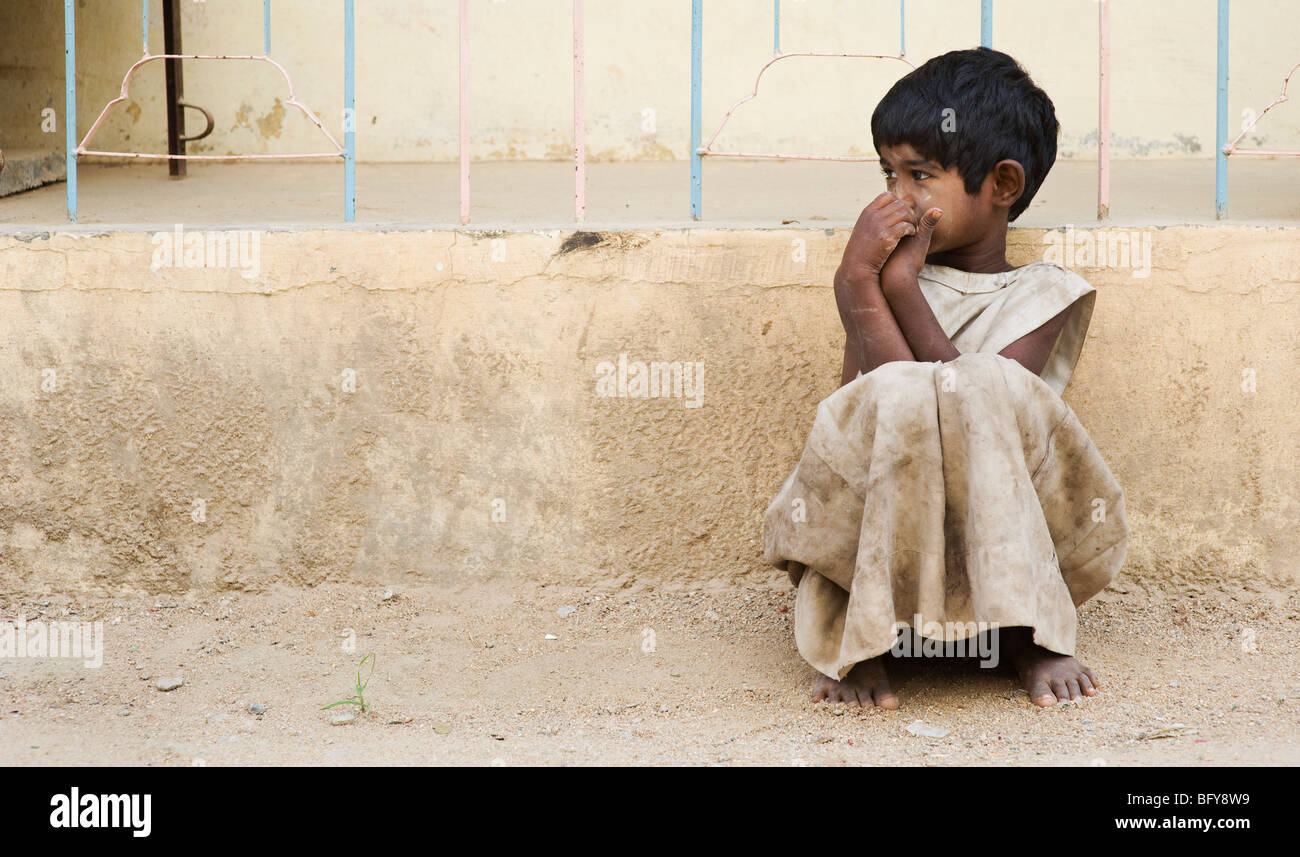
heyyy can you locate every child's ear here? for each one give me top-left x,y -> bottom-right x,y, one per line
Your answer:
991,159 -> 1026,215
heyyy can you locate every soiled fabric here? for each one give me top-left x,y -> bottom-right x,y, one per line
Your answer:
916,260 -> 1097,397
762,262 -> 1128,680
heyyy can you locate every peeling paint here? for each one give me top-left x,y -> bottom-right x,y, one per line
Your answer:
256,98 -> 287,139
231,103 -> 253,132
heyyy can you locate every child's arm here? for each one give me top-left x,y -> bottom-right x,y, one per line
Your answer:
996,305 -> 1073,376
883,252 -> 1073,376
836,275 -> 915,381
878,208 -> 962,364
840,337 -> 861,386
835,195 -> 918,379
879,276 -> 961,364
878,207 -> 1073,377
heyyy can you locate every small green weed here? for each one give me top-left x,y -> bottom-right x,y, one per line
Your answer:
321,653 -> 376,716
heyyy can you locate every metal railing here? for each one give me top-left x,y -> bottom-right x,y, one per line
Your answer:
56,2 -> 1297,225
1217,0 -> 1298,218
690,0 -> 1116,221
64,0 -> 355,222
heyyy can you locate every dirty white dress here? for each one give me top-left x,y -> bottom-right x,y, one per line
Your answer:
762,261 -> 1129,680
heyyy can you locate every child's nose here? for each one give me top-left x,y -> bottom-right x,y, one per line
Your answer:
891,191 -> 919,220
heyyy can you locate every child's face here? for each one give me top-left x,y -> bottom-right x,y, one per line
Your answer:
877,142 -> 1000,255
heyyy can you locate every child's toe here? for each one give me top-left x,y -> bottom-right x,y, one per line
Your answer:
1026,677 -> 1056,706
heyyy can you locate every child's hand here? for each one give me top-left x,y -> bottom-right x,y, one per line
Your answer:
879,207 -> 942,292
837,193 -> 918,280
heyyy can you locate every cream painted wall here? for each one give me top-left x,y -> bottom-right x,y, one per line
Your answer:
2,0 -> 1299,162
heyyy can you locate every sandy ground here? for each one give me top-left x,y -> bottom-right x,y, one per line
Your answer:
1,580 -> 1297,766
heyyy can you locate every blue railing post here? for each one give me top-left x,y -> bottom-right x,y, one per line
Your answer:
769,0 -> 780,54
690,0 -> 702,221
900,0 -> 906,56
773,0 -> 780,54
981,0 -> 992,48
344,0 -> 355,222
264,0 -> 271,54
1215,0 -> 1229,219
65,0 -> 76,222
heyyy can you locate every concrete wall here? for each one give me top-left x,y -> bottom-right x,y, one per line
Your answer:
0,0 -> 64,153
3,0 -> 1299,164
0,224 -> 1296,594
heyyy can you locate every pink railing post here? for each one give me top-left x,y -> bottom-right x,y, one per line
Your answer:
1098,0 -> 1110,220
459,0 -> 470,225
574,0 -> 586,222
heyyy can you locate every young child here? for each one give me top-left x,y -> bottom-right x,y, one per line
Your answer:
763,47 -> 1129,709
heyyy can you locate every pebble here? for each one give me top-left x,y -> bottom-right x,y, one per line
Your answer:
1138,723 -> 1198,740
544,634 -> 558,640
330,711 -> 356,726
155,677 -> 184,692
557,605 -> 577,618
906,720 -> 949,739
248,703 -> 267,715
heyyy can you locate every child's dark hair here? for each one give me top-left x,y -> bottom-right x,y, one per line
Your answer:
870,47 -> 1059,222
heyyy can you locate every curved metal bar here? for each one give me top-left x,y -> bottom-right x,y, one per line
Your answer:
698,51 -> 915,161
76,53 -> 345,160
178,102 -> 215,143
1223,61 -> 1300,156
76,149 -> 340,160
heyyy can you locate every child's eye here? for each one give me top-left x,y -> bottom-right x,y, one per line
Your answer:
913,170 -> 932,181
880,167 -> 896,179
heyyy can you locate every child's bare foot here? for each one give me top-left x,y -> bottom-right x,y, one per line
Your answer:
1001,627 -> 1100,707
811,657 -> 899,708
